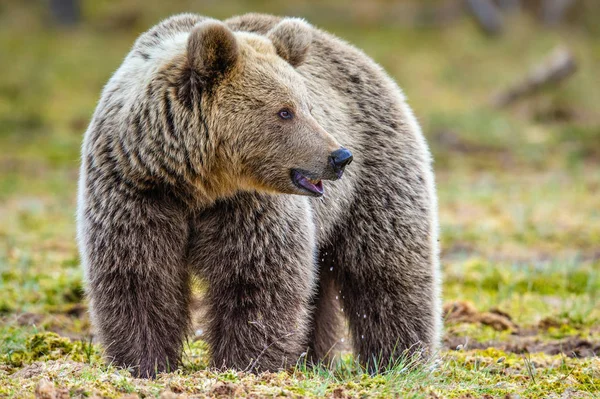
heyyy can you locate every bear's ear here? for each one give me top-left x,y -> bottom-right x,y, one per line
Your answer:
267,18 -> 312,68
187,20 -> 239,83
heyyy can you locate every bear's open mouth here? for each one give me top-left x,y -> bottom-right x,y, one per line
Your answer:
291,169 -> 324,197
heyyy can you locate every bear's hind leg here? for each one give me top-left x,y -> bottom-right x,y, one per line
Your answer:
325,192 -> 441,372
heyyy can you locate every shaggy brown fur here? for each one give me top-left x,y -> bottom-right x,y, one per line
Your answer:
77,13 -> 441,378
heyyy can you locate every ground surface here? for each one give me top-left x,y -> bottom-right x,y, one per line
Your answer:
0,1 -> 599,398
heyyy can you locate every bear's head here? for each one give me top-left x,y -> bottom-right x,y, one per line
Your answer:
162,18 -> 352,200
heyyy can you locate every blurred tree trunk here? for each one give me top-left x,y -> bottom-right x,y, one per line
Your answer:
465,0 -> 504,35
495,0 -> 521,11
541,0 -> 575,26
49,0 -> 80,26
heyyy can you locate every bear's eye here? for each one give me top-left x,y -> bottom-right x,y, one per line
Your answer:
278,109 -> 294,120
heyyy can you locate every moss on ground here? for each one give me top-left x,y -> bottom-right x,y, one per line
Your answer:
0,333 -> 597,398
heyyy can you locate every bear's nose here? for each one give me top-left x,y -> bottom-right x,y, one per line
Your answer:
329,147 -> 353,176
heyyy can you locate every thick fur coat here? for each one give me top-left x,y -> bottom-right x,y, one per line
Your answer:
77,13 -> 441,378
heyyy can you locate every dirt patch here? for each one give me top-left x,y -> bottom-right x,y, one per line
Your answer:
13,312 -> 45,326
443,301 -> 599,358
509,336 -> 600,357
209,382 -> 242,398
35,379 -> 70,399
5,312 -> 91,341
444,301 -> 518,331
12,362 -> 47,379
12,360 -> 85,379
444,333 -> 600,358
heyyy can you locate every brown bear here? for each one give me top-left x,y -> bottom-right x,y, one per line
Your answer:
77,13 -> 441,378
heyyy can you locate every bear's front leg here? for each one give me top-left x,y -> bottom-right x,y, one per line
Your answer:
189,192 -> 316,372
79,185 -> 191,378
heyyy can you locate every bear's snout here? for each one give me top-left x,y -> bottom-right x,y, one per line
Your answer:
329,147 -> 353,179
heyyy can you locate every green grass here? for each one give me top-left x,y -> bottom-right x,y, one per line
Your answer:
1,1 -> 599,398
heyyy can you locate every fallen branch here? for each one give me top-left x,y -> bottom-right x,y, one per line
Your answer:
465,0 -> 504,35
541,0 -> 576,26
491,46 -> 577,108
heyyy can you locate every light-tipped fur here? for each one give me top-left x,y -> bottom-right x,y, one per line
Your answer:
78,13 -> 441,378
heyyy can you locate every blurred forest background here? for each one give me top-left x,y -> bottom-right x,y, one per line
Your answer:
0,0 -> 599,398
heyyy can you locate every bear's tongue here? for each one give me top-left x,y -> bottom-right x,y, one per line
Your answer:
294,172 -> 324,196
